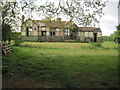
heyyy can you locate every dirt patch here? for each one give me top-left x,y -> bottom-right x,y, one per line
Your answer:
2,73 -> 60,88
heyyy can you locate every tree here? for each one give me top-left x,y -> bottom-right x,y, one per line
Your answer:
2,23 -> 12,42
116,24 -> 120,31
20,0 -> 37,19
37,0 -> 107,27
11,32 -> 21,40
109,24 -> 120,42
115,24 -> 120,38
1,0 -> 39,42
1,1 -> 20,42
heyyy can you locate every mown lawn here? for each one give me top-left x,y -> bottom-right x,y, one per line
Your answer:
3,42 -> 118,88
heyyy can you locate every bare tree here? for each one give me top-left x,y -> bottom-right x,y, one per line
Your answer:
37,0 -> 107,27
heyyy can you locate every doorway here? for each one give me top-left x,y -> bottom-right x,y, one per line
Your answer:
41,31 -> 46,36
93,33 -> 97,42
26,27 -> 29,36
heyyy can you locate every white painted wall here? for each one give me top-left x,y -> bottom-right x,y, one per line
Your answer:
85,32 -> 89,37
88,32 -> 93,37
97,32 -> 102,37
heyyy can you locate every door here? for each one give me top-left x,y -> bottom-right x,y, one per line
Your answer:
93,33 -> 97,42
41,31 -> 46,36
26,27 -> 29,36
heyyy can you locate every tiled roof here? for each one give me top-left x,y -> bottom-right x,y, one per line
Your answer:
78,27 -> 101,32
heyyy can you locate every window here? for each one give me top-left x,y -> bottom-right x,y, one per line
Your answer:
64,29 -> 70,36
41,31 -> 46,36
26,27 -> 33,36
50,31 -> 55,36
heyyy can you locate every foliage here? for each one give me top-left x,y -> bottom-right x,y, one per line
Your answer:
11,32 -> 21,40
103,24 -> 120,42
2,23 -> 12,41
115,24 -> 120,38
21,0 -> 107,27
14,40 -> 25,46
108,24 -> 120,42
116,24 -> 120,31
1,1 -> 20,42
3,42 -> 118,88
37,0 -> 107,27
91,43 -> 102,47
102,36 -> 114,42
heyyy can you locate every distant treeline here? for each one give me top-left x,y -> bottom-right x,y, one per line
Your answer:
102,36 -> 115,42
102,24 -> 120,42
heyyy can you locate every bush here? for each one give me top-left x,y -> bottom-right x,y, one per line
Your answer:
14,40 -> 25,46
91,43 -> 102,47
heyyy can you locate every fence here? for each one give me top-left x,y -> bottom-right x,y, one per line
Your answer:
2,42 -> 12,55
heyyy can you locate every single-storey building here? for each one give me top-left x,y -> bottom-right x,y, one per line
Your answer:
21,18 -> 102,42
77,27 -> 102,42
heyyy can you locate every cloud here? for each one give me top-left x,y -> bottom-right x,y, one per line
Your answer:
108,0 -> 119,2
100,1 -> 118,36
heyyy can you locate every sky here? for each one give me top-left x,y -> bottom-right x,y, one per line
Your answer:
34,0 -> 119,36
100,0 -> 118,36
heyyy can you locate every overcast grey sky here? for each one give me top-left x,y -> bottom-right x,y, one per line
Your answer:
100,0 -> 118,36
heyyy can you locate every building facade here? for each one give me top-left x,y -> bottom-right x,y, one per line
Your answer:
77,27 -> 102,42
21,18 -> 102,42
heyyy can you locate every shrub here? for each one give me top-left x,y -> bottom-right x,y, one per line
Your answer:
91,43 -> 102,47
14,40 -> 25,46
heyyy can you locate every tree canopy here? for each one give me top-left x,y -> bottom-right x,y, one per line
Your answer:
1,1 -> 20,41
59,0 -> 107,27
116,24 -> 120,31
22,0 -> 108,27
110,24 -> 120,39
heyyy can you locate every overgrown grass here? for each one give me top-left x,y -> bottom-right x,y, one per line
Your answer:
3,42 -> 118,88
14,40 -> 25,46
19,42 -> 118,50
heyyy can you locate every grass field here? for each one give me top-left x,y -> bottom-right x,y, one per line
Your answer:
3,42 -> 118,88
